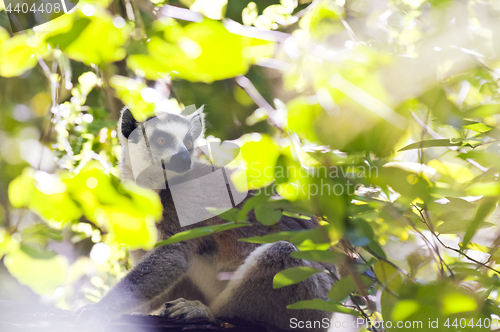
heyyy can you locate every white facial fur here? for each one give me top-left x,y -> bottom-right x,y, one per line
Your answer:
118,107 -> 205,189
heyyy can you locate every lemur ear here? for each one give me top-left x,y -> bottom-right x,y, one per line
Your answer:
120,108 -> 139,142
188,106 -> 205,139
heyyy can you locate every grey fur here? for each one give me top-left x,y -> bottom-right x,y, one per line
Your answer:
78,108 -> 337,332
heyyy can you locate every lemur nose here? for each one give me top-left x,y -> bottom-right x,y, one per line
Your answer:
171,150 -> 191,172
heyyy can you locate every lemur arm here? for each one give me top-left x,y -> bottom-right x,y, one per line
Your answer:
81,243 -> 191,321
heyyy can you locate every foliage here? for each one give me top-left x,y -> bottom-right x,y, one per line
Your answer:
1,0 -> 500,329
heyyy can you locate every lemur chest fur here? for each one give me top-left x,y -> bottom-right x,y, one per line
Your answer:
186,237 -> 239,303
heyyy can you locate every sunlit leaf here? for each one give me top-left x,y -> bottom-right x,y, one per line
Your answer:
128,19 -> 269,82
237,134 -> 280,190
50,9 -> 131,64
463,121 -> 493,133
427,159 -> 475,184
45,17 -> 91,50
442,292 -> 477,315
391,300 -> 420,321
4,249 -> 67,296
8,168 -> 82,223
102,210 -> 158,249
65,162 -> 162,249
0,34 -> 49,77
299,0 -> 343,38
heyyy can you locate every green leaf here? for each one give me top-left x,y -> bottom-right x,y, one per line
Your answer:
155,221 -> 250,247
274,155 -> 290,184
236,191 -> 271,221
485,300 -> 500,317
462,104 -> 500,118
374,261 -> 402,290
22,224 -> 64,242
346,218 -> 374,247
290,250 -> 338,264
442,292 -> 477,315
286,97 -> 324,142
366,241 -> 387,260
436,219 -> 495,234
55,11 -> 130,64
442,197 -> 476,211
419,88 -> 464,128
328,275 -> 372,302
463,121 -> 493,133
254,204 -> 282,225
273,266 -> 324,289
45,17 -> 91,50
239,231 -> 297,244
398,139 -> 464,152
287,299 -> 360,316
20,244 -> 58,260
209,207 -> 242,222
462,197 -> 498,249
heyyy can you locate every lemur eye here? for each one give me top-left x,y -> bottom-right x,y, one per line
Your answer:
185,140 -> 193,149
157,137 -> 166,145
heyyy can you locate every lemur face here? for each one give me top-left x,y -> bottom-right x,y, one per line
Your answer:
119,107 -> 205,181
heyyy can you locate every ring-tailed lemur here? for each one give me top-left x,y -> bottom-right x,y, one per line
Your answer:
77,107 -> 338,331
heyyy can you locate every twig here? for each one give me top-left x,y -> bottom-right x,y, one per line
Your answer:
412,204 -> 454,277
235,75 -> 283,132
235,76 -> 275,114
8,33 -> 59,234
432,231 -> 500,275
131,0 -> 157,19
412,204 -> 500,275
101,68 -> 123,120
323,261 -> 379,331
418,110 -> 430,165
413,110 -> 452,277
349,294 -> 379,332
0,191 -> 10,227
